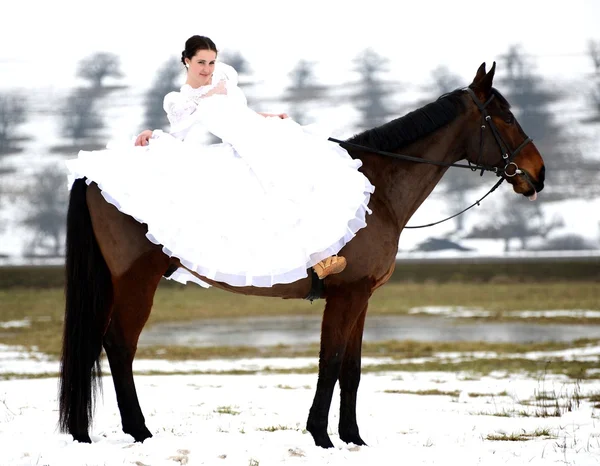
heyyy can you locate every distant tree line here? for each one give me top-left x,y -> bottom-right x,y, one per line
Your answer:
1,42 -> 600,257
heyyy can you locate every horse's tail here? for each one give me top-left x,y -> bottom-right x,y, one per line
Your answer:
59,178 -> 113,442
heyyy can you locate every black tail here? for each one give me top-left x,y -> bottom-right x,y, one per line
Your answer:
59,178 -> 113,443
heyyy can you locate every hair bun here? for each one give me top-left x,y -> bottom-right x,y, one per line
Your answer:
180,51 -> 186,65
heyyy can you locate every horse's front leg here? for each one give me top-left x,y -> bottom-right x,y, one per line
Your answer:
306,279 -> 372,448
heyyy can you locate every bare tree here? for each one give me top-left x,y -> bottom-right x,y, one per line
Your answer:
464,197 -> 563,252
0,172 -> 20,237
0,177 -> 8,236
425,65 -> 463,96
61,89 -> 104,146
350,48 -> 398,130
504,44 -> 526,80
0,92 -> 27,156
532,234 -> 598,251
588,40 -> 600,76
143,57 -> 181,131
591,85 -> 600,123
283,60 -> 327,125
77,52 -> 124,88
219,50 -> 251,75
586,40 -> 600,123
440,168 -> 493,234
22,166 -> 68,257
498,44 -> 586,200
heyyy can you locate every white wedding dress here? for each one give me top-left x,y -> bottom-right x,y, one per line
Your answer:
66,62 -> 374,288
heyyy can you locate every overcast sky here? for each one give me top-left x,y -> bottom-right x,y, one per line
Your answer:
1,0 -> 599,91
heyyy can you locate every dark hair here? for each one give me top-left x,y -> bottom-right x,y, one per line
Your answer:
181,35 -> 218,67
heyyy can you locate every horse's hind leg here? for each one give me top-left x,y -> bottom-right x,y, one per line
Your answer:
102,250 -> 169,442
306,278 -> 372,448
338,304 -> 368,445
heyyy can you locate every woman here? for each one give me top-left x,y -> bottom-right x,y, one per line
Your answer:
66,35 -> 374,288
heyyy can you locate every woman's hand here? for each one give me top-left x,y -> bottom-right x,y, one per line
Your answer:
135,130 -> 153,146
259,112 -> 289,119
205,80 -> 227,97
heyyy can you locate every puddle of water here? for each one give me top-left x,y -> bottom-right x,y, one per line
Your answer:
139,315 -> 600,348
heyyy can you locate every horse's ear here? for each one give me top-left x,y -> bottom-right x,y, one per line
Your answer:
478,61 -> 496,93
470,61 -> 496,97
472,62 -> 487,84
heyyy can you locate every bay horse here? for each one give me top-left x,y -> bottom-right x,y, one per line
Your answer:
59,62 -> 545,448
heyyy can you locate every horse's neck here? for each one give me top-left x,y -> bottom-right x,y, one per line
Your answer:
365,115 -> 467,230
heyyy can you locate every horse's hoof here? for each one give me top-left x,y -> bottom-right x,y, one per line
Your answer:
310,432 -> 335,449
72,433 -> 92,444
125,426 -> 153,443
340,432 -> 367,446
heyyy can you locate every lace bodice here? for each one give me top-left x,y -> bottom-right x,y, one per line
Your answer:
162,62 -> 248,140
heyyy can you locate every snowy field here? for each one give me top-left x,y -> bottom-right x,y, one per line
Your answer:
1,349 -> 599,465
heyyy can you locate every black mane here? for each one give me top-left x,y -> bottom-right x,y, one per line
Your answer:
347,89 -> 467,151
490,87 -> 510,109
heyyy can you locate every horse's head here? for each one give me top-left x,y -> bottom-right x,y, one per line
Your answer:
463,62 -> 545,200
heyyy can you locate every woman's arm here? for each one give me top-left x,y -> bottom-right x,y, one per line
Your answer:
135,83 -> 230,146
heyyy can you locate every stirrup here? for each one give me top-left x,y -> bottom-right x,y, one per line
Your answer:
313,255 -> 347,279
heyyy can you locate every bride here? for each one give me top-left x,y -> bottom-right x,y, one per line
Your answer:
66,35 -> 374,288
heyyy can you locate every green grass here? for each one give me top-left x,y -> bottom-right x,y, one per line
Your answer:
486,428 -> 555,441
473,408 -> 531,417
257,425 -> 296,432
384,389 -> 460,397
468,390 -> 510,398
587,392 -> 600,402
214,405 -> 240,415
274,384 -> 310,390
0,372 -> 58,381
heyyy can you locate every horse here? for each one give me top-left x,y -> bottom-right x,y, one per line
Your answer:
59,62 -> 545,448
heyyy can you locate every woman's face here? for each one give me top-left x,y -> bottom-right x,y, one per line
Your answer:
186,49 -> 217,87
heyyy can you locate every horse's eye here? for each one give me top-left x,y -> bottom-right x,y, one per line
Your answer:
505,113 -> 514,124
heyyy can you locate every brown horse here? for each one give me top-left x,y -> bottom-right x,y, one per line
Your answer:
59,62 -> 545,448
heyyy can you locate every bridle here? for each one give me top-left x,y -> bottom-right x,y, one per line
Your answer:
327,87 -> 536,229
465,87 -> 533,180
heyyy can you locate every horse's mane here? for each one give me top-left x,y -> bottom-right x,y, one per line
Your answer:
490,87 -> 510,109
347,89 -> 467,151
